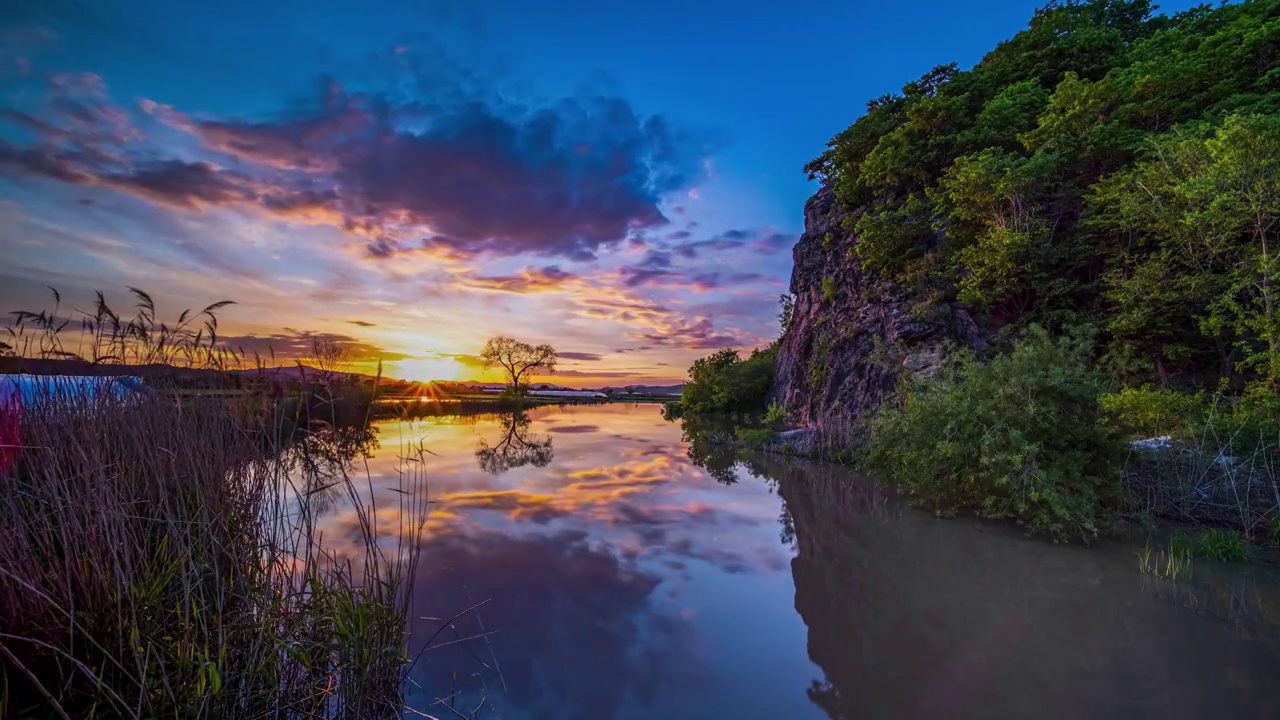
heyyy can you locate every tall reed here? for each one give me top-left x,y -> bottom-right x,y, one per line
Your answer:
0,289 -> 428,718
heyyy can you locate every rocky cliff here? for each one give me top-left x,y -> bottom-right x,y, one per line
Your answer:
773,186 -> 990,438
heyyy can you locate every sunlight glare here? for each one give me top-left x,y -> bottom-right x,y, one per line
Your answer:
390,356 -> 466,382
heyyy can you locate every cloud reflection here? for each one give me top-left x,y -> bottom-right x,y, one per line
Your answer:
404,527 -> 698,718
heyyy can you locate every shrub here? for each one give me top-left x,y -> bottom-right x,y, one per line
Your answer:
763,400 -> 787,430
863,325 -> 1123,538
735,426 -> 775,448
680,344 -> 778,416
821,276 -> 838,303
1109,384 -> 1280,535
1101,387 -> 1204,438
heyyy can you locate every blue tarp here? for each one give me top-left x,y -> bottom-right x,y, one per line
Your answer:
0,375 -> 148,406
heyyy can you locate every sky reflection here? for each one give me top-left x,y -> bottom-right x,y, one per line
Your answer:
312,404 -> 1280,719
316,403 -> 816,719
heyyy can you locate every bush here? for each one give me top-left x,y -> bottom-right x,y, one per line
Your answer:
1106,383 -> 1280,535
821,276 -> 838,303
680,344 -> 778,416
863,325 -> 1123,538
1100,387 -> 1204,438
735,426 -> 775,448
762,400 -> 787,430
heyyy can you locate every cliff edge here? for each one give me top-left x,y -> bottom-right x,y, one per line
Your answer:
772,186 -> 990,438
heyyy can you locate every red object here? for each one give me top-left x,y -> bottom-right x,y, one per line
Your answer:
0,382 -> 19,474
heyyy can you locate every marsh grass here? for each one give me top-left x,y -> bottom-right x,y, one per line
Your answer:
1138,539 -> 1194,580
0,288 -> 429,718
1116,390 -> 1280,539
0,380 -> 429,719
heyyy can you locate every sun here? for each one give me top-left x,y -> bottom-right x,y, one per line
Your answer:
389,356 -> 467,383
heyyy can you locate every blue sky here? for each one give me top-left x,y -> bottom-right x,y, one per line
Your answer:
0,0 -> 1199,384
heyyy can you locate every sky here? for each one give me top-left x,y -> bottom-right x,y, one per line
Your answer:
0,0 -> 1197,386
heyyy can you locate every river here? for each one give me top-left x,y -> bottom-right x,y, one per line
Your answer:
314,403 -> 1280,719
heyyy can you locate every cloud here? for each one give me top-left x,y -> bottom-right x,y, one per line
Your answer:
2,61 -> 713,263
220,329 -> 413,362
462,265 -> 579,294
671,229 -> 796,259
558,351 -> 603,361
346,320 -> 376,327
616,251 -> 677,288
635,317 -> 751,350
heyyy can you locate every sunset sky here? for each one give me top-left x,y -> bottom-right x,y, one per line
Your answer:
0,0 -> 1176,386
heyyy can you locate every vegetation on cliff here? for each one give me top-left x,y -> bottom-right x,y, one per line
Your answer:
805,0 -> 1280,390
778,0 -> 1280,541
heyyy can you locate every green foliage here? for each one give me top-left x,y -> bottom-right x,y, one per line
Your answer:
1100,386 -> 1205,437
1094,113 -> 1280,382
806,0 -> 1280,383
680,344 -> 778,416
778,294 -> 795,333
763,400 -> 787,430
1196,529 -> 1249,563
863,325 -> 1123,538
735,426 -> 775,448
820,276 -> 838,304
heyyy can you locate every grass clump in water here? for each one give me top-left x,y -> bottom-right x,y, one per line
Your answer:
1193,529 -> 1249,563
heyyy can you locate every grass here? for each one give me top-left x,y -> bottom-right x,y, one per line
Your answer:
1191,529 -> 1249,563
1,288 -> 430,718
1,381 -> 429,719
1138,539 -> 1194,580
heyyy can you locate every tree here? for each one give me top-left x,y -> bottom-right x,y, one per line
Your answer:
480,336 -> 558,397
1095,114 -> 1280,383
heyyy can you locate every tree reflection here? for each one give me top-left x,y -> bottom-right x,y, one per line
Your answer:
672,415 -> 740,485
280,422 -> 381,514
475,411 -> 554,474
754,456 -> 1280,719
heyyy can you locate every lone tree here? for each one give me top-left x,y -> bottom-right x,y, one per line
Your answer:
480,336 -> 557,396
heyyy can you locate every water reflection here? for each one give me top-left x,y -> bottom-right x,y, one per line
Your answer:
749,453 -> 1280,719
475,411 -> 554,474
310,406 -> 1280,719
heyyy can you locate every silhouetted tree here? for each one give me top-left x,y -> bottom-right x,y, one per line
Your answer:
480,336 -> 557,397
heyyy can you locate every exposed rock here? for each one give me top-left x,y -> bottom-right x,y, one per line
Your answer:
773,185 -> 993,438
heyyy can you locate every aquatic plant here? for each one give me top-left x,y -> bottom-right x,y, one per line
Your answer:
1196,529 -> 1249,563
1137,538 -> 1193,581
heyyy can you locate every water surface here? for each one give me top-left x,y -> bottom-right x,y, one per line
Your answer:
317,404 -> 1280,719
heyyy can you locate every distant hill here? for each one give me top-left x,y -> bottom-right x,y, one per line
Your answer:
601,384 -> 684,396
2,357 -> 227,379
228,365 -> 377,382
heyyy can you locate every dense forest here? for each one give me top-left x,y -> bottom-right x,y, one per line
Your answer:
805,0 -> 1279,390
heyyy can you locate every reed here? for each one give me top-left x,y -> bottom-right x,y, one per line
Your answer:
0,288 -> 428,718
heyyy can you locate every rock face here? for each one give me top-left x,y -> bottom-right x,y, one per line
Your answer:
773,185 -> 991,439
